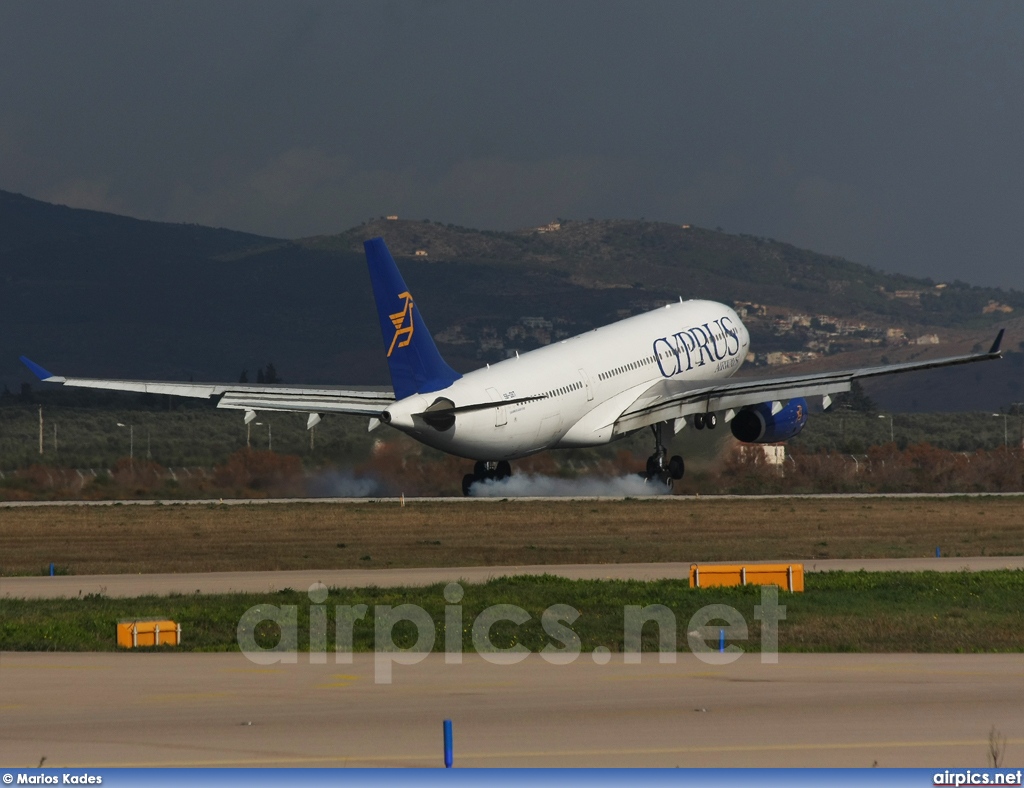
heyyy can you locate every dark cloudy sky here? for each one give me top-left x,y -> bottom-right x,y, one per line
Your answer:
1,2 -> 1022,288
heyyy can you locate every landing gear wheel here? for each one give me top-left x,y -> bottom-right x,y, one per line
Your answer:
668,455 -> 685,480
462,461 -> 513,495
642,422 -> 673,483
693,413 -> 706,430
705,412 -> 718,429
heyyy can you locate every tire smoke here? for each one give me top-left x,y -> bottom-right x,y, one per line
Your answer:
468,473 -> 672,498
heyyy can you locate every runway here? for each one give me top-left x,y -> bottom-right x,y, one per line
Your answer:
4,556 -> 1023,599
1,652 -> 1021,767
2,491 -> 1023,507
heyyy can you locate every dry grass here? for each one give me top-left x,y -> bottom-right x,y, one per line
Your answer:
1,497 -> 1022,576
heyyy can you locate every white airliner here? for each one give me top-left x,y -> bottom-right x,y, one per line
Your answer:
21,237 -> 1005,494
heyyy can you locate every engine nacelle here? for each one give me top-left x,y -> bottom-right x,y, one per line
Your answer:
730,398 -> 808,443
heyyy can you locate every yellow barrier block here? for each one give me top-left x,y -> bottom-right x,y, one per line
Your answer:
116,619 -> 182,648
689,563 -> 804,592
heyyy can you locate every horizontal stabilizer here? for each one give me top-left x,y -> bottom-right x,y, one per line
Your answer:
414,393 -> 546,418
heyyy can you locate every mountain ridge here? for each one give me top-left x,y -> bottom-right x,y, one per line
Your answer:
1,191 -> 1019,411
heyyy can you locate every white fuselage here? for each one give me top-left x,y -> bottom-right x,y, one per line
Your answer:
383,300 -> 750,460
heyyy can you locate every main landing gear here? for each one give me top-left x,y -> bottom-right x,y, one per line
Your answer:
693,412 -> 718,430
644,423 -> 685,487
462,460 -> 512,496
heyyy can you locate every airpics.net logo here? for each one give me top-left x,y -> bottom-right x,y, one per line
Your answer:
934,771 -> 1023,786
236,583 -> 786,684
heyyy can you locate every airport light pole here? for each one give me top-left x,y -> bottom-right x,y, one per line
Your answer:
878,413 -> 893,443
992,413 -> 1007,448
255,422 -> 271,451
116,422 -> 134,470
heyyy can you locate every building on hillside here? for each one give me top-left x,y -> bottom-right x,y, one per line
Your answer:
766,351 -> 819,366
738,443 -> 787,469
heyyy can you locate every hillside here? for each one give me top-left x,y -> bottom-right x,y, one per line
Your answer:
313,217 -> 1024,328
1,192 -> 1021,411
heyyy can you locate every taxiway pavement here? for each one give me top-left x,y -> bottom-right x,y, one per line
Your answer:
4,557 -> 1023,599
1,652 -> 1021,768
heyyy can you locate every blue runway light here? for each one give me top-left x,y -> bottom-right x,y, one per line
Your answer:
443,719 -> 453,768
719,628 -> 725,653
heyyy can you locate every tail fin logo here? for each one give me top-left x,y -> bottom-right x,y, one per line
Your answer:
387,291 -> 415,357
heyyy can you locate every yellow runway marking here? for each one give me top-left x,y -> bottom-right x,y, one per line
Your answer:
316,672 -> 360,688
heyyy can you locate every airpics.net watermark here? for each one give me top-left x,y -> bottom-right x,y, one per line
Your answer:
236,582 -> 786,683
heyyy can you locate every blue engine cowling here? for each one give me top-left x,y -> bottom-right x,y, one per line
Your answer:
730,397 -> 808,443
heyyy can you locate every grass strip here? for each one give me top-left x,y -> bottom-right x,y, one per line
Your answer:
2,570 -> 1022,654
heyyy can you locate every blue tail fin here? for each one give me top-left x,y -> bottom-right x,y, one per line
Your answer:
364,237 -> 461,400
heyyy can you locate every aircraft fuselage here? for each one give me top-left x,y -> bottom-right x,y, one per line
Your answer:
383,300 -> 750,460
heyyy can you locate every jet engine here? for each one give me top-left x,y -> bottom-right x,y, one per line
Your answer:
730,398 -> 808,443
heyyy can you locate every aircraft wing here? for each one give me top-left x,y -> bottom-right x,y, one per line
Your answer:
19,357 -> 394,417
609,330 -> 1005,436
